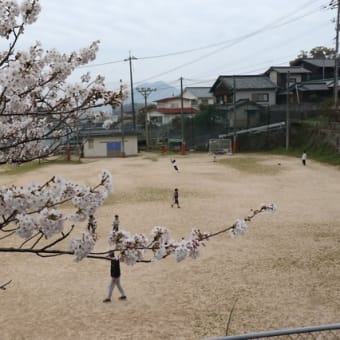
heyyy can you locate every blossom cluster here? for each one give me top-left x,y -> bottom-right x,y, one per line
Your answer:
103,204 -> 277,265
0,170 -> 113,243
0,0 -> 122,164
70,231 -> 96,262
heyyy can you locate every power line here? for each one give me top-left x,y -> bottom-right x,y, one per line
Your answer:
135,2 -> 323,84
79,0 -> 322,71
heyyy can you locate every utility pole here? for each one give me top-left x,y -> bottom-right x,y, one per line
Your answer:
120,79 -> 125,157
232,75 -> 237,153
286,71 -> 290,150
124,52 -> 137,130
136,87 -> 156,149
334,0 -> 340,109
180,77 -> 186,154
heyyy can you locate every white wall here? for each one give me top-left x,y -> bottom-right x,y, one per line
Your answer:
157,97 -> 192,109
268,71 -> 278,84
83,135 -> 137,157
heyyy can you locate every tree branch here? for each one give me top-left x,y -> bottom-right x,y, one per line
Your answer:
0,280 -> 12,290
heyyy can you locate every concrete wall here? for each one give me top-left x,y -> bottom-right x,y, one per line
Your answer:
83,135 -> 138,157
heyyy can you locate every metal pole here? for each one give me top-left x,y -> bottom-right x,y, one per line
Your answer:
136,87 -> 156,150
144,94 -> 148,149
75,96 -> 80,159
180,76 -> 185,154
286,71 -> 290,150
334,0 -> 340,110
120,79 -> 125,157
334,0 -> 340,108
124,52 -> 137,130
232,75 -> 236,153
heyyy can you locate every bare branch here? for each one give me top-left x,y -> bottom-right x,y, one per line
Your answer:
0,280 -> 12,290
40,225 -> 75,251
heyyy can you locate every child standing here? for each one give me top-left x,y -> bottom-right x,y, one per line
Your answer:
301,150 -> 307,166
103,255 -> 127,303
171,188 -> 180,208
87,215 -> 97,234
112,215 -> 120,231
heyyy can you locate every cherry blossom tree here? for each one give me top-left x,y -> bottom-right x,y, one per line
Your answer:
0,0 -> 122,165
0,1 -> 277,292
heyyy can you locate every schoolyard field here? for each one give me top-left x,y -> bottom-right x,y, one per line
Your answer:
1,152 -> 340,340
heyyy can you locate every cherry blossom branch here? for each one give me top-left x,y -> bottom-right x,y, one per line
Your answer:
0,203 -> 277,264
40,226 -> 75,251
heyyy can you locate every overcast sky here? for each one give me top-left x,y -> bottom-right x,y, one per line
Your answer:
3,0 -> 336,93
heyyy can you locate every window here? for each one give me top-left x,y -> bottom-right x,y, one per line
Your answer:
251,93 -> 269,102
88,138 -> 94,149
289,77 -> 297,85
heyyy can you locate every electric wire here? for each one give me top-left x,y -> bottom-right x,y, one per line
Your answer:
79,0 -> 323,71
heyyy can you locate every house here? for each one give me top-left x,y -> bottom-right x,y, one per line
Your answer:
182,87 -> 215,108
220,99 -> 267,130
293,79 -> 336,104
148,96 -> 199,125
80,129 -> 138,157
290,58 -> 337,80
280,58 -> 340,104
264,66 -> 311,104
210,75 -> 277,106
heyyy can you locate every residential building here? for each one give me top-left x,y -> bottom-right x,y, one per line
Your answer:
182,87 -> 215,108
290,58 -> 338,80
210,75 -> 277,106
264,66 -> 311,104
216,99 -> 266,130
148,96 -> 199,125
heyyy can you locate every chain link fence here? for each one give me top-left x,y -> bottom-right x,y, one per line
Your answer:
206,323 -> 340,340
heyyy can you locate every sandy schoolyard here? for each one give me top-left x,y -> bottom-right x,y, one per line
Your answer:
1,152 -> 340,340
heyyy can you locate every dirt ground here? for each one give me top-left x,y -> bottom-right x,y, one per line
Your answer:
1,152 -> 340,340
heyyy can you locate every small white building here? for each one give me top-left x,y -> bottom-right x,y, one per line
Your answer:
81,130 -> 138,157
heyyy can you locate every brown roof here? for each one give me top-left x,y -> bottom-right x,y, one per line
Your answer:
154,96 -> 182,103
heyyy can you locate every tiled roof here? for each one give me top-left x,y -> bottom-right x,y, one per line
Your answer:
299,83 -> 329,91
79,129 -> 137,137
154,96 -> 182,103
297,79 -> 332,91
266,66 -> 311,74
211,75 -> 276,91
184,87 -> 214,98
300,58 -> 335,68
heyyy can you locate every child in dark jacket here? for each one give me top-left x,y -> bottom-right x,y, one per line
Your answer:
171,188 -> 180,208
103,255 -> 127,302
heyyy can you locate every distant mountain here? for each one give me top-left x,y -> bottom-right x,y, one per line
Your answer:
133,81 -> 180,104
106,80 -> 180,114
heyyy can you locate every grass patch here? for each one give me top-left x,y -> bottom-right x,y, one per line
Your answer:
219,156 -> 283,175
270,146 -> 340,167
